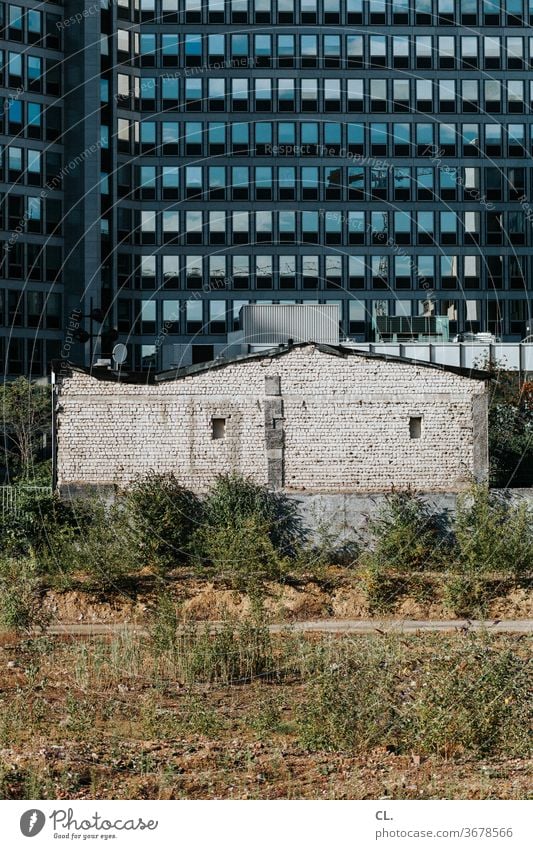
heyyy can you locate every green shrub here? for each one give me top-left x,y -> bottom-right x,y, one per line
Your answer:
445,485 -> 533,615
487,368 -> 533,487
0,556 -> 44,631
359,564 -> 408,613
489,403 -> 533,487
443,575 -> 490,618
0,376 -> 51,482
49,499 -> 141,588
0,489 -> 94,574
299,638 -> 401,752
192,474 -> 306,589
365,492 -> 448,572
1,489 -> 59,558
295,523 -> 360,578
299,636 -> 531,757
194,515 -> 290,592
458,486 -> 533,580
127,473 -> 200,572
405,642 -> 531,757
200,474 -> 306,558
360,492 -> 448,611
23,459 -> 53,487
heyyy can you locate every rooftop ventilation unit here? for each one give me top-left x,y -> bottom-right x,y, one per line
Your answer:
240,304 -> 340,346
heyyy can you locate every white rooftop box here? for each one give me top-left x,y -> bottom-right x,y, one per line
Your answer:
240,304 -> 340,346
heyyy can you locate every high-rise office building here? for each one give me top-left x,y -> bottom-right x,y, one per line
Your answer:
2,0 -> 533,375
1,1 -> 65,375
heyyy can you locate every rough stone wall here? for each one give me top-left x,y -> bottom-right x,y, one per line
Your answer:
55,346 -> 488,493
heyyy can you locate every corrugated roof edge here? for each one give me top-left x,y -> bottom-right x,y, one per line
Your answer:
51,343 -> 491,385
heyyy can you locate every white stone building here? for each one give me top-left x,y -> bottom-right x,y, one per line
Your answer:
53,343 -> 489,494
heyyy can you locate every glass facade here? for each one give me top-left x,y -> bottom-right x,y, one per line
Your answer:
0,0 -> 64,375
2,0 -> 533,372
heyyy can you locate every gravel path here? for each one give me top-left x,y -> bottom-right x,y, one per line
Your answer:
40,619 -> 533,636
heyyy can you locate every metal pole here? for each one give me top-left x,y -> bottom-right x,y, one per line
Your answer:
51,367 -> 57,492
89,297 -> 93,366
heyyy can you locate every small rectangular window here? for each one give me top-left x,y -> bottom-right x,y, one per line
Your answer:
409,417 -> 422,439
212,417 -> 226,439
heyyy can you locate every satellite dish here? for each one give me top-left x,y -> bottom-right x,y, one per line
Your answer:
112,343 -> 128,365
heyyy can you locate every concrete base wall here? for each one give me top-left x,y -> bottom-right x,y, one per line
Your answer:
290,490 -> 533,541
58,484 -> 533,540
290,492 -> 456,542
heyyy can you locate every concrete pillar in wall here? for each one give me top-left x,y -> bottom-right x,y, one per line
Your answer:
264,374 -> 284,489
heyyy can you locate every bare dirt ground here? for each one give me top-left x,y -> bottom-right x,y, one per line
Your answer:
2,738 -> 531,800
41,572 -> 533,626
0,635 -> 531,800
2,573 -> 530,801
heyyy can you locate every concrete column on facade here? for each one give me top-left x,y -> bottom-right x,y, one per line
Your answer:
264,374 -> 284,489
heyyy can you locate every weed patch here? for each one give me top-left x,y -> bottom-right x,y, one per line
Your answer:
299,635 -> 532,758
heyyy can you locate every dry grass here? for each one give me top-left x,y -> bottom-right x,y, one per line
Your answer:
0,625 -> 530,800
